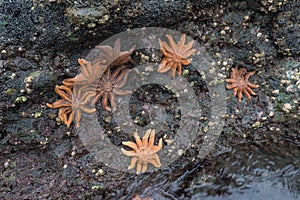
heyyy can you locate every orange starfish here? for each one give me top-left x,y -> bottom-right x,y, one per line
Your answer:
226,67 -> 259,102
158,34 -> 196,78
121,129 -> 162,174
46,85 -> 96,127
92,65 -> 131,111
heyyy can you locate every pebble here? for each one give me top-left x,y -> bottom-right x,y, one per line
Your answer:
282,103 -> 292,112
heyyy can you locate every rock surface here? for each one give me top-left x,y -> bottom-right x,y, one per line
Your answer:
0,0 -> 299,199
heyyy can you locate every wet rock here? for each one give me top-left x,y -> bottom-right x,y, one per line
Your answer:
66,2 -> 109,26
272,2 -> 300,55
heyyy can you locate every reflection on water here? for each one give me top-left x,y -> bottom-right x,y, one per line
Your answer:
117,141 -> 299,199
189,141 -> 300,200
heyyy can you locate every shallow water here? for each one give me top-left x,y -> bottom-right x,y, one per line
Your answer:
189,141 -> 300,200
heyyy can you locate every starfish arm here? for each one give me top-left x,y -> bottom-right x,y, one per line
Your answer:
157,60 -> 171,73
170,68 -> 176,78
177,63 -> 182,76
74,109 -> 81,128
243,88 -> 252,99
133,131 -> 143,148
160,48 -> 175,58
112,53 -> 133,66
62,78 -> 75,87
136,162 -> 142,174
113,88 -> 132,96
226,83 -> 237,89
59,107 -> 73,127
114,69 -> 131,88
178,34 -> 186,50
237,89 -> 243,102
80,91 -> 95,105
181,58 -> 192,66
72,85 -> 81,99
111,65 -> 127,79
108,93 -> 117,112
55,85 -> 72,102
95,45 -> 114,64
148,129 -> 155,146
102,93 -> 111,111
231,67 -> 238,79
92,57 -> 108,66
78,59 -> 92,79
106,67 -> 112,79
233,87 -> 238,97
151,138 -> 163,153
141,163 -> 148,173
95,45 -> 113,56
72,74 -> 87,84
121,148 -> 137,157
247,82 -> 259,88
80,105 -> 96,114
46,99 -> 70,108
122,141 -> 139,151
225,78 -> 236,83
159,39 -> 174,54
58,107 -> 69,123
91,92 -> 103,105
171,62 -> 178,72
149,154 -> 161,168
128,157 -> 137,170
142,129 -> 151,145
238,68 -> 247,77
244,71 -> 255,81
181,40 -> 194,53
181,48 -> 197,59
165,35 -> 178,51
245,86 -> 256,95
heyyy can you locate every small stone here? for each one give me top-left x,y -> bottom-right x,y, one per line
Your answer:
71,151 -> 76,157
269,111 -> 274,117
4,160 -> 10,168
282,103 -> 292,112
177,149 -> 184,156
96,169 -> 104,176
257,32 -> 262,38
252,121 -> 261,128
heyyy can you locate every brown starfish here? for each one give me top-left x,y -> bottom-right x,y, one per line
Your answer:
62,58 -> 108,87
95,38 -> 135,67
158,34 -> 196,78
226,66 -> 259,102
46,85 -> 96,127
121,129 -> 162,174
92,65 -> 131,111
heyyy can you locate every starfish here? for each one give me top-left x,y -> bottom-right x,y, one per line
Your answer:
226,66 -> 259,102
46,85 -> 96,127
92,65 -> 131,111
121,129 -> 162,174
62,58 -> 108,87
95,38 -> 135,67
158,34 -> 196,78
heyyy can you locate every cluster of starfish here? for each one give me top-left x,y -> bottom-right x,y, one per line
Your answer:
157,35 -> 259,101
47,33 -> 260,174
47,38 -> 135,127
